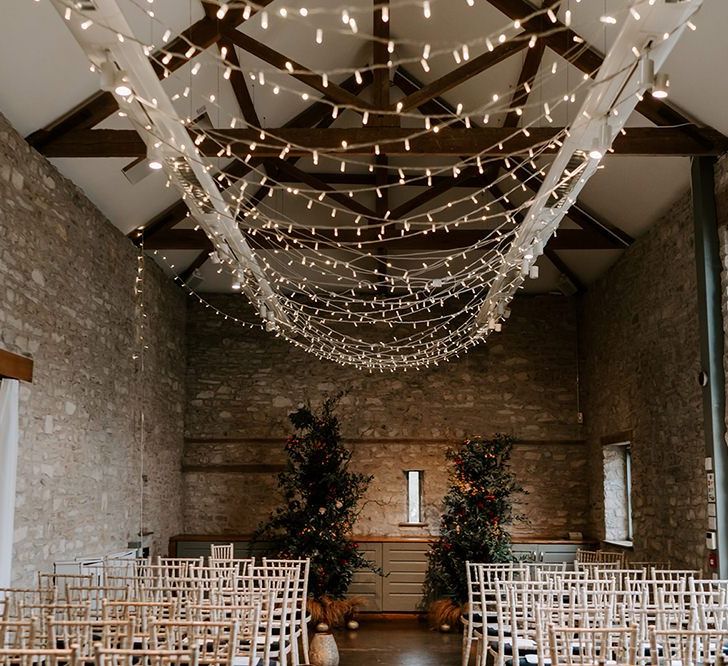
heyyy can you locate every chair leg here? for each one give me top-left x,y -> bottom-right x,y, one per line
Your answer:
462,624 -> 473,666
291,627 -> 300,666
479,636 -> 490,666
301,625 -> 310,664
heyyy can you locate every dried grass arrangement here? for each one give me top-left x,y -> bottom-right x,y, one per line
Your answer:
308,595 -> 367,627
428,598 -> 463,630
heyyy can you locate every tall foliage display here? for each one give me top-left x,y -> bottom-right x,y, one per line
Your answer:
423,434 -> 525,608
255,395 -> 375,604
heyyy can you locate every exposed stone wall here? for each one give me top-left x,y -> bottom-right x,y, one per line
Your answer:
183,439 -> 588,539
183,294 -> 589,540
0,113 -> 186,584
579,185 -> 708,570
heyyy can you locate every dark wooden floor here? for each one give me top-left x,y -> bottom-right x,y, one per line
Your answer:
334,618 -> 462,666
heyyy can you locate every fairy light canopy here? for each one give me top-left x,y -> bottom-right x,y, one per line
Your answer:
8,0 -> 726,370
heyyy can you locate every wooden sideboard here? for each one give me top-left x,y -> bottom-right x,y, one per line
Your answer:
170,534 -> 596,613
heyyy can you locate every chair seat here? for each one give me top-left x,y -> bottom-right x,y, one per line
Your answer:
462,612 -> 497,625
505,655 -> 538,666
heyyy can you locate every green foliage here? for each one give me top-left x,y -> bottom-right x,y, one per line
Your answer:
423,434 -> 526,605
254,394 -> 377,600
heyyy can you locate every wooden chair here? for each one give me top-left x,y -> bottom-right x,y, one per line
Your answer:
260,558 -> 311,666
150,619 -> 238,666
0,646 -> 80,666
38,573 -> 95,600
649,628 -> 728,665
536,607 -> 616,666
49,618 -> 135,656
94,645 -> 199,666
187,601 -> 264,666
462,563 -> 523,666
210,545 -> 234,561
0,618 -> 39,649
17,601 -> 90,643
0,588 -> 56,619
548,624 -> 638,665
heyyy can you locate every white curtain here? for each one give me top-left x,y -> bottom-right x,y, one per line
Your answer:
0,379 -> 19,589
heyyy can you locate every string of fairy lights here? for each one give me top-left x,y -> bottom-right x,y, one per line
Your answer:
54,0 -> 698,370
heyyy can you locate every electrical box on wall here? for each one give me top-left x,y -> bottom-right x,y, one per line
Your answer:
706,532 -> 717,550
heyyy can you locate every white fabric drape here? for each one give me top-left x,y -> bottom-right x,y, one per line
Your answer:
0,379 -> 19,588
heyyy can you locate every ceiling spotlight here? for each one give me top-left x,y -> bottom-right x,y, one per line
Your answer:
114,79 -> 132,97
588,121 -> 611,161
147,144 -> 164,170
588,141 -> 604,161
651,72 -> 670,99
231,281 -> 241,291
99,54 -> 132,98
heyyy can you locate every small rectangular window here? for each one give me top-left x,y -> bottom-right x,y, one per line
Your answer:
405,470 -> 423,524
603,441 -> 633,545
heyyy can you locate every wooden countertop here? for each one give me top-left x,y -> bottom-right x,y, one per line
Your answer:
170,534 -> 597,545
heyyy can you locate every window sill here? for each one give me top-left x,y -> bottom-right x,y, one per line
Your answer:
603,539 -> 634,549
399,522 -> 429,528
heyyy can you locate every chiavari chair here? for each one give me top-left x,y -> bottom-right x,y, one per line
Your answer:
489,580 -> 551,666
655,588 -> 693,633
0,618 -> 39,649
156,559 -> 204,584
535,605 -> 616,666
260,558 -> 310,666
249,571 -> 296,666
462,562 -> 523,666
0,588 -> 56,620
0,645 -> 81,666
574,549 -> 600,564
185,598 -> 264,665
688,585 -> 728,632
17,601 -> 90,644
548,624 -> 638,666
150,619 -> 238,666
521,562 -> 566,581
94,645 -> 200,666
49,618 -> 135,656
38,574 -> 95,600
210,545 -> 234,562
101,600 -> 179,648
67,586 -> 130,621
649,628 -> 728,665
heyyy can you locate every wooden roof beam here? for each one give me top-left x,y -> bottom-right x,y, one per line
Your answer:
129,72 -> 371,243
484,0 -> 725,144
178,250 -> 212,283
395,40 -> 527,113
53,126 -> 728,157
147,227 -> 620,252
218,38 -> 261,128
220,27 -> 374,111
27,1 -> 273,150
502,39 -> 545,128
272,159 -> 376,219
543,247 -> 585,294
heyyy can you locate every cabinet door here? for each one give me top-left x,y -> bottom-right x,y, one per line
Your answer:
511,544 -> 539,561
348,542 -> 383,612
538,544 -> 580,563
382,542 -> 430,612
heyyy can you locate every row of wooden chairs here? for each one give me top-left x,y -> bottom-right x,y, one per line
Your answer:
0,644 -> 200,666
0,550 -> 311,666
462,561 -> 725,666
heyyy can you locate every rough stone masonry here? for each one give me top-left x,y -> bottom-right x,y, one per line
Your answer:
0,112 -> 186,585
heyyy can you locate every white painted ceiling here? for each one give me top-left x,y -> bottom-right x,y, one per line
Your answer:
1,0 -> 726,293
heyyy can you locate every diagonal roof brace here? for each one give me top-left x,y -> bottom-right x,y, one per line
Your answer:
50,0 -> 289,330
476,0 -> 705,331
